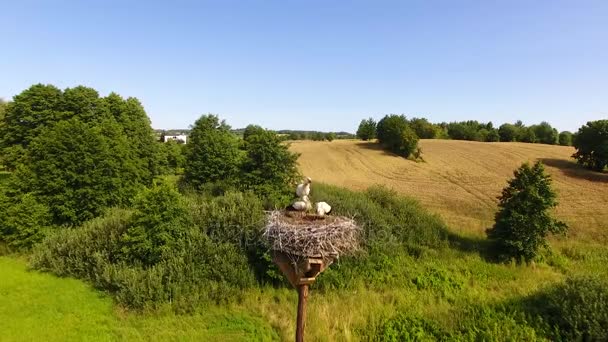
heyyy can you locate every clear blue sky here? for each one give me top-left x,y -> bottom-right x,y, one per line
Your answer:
2,0 -> 607,132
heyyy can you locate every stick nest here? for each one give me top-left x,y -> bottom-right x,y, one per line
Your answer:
263,210 -> 362,258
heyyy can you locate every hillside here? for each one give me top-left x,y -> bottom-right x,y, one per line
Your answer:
291,139 -> 608,243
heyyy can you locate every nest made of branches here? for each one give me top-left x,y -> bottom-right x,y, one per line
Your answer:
263,210 -> 362,259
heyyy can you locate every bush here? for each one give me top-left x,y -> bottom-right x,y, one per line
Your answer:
573,120 -> 608,171
357,118 -> 377,140
0,192 -> 51,249
376,115 -> 419,158
486,161 -> 567,262
308,183 -> 449,289
120,183 -> 193,266
526,276 -> 608,341
32,189 -> 258,311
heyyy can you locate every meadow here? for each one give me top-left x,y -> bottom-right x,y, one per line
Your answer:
291,139 -> 608,243
2,138 -> 608,341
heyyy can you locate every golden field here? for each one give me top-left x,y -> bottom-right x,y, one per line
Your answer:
291,139 -> 608,243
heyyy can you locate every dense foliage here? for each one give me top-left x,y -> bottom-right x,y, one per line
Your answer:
486,161 -> 567,262
0,192 -> 50,249
376,115 -> 419,158
529,276 -> 608,341
31,185 -> 259,311
0,84 -> 158,230
559,131 -> 573,146
183,114 -> 241,189
240,127 -> 300,205
573,120 -> 608,171
356,118 -> 377,141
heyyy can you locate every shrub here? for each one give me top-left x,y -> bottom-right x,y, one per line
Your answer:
119,183 -> 192,266
0,192 -> 51,249
376,115 -> 419,158
32,192 -> 258,311
357,118 -> 377,141
486,161 -> 567,262
573,120 -> 608,171
526,276 -> 608,341
309,183 -> 449,289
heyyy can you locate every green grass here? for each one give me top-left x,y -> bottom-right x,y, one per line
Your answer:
0,257 -> 278,341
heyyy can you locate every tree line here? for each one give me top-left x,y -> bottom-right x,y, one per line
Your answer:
358,117 -> 573,145
357,115 -> 608,171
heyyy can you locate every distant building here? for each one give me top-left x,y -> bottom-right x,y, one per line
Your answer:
162,134 -> 188,144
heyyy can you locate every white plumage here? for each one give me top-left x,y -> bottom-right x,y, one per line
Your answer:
315,202 -> 332,217
296,177 -> 312,198
287,196 -> 312,213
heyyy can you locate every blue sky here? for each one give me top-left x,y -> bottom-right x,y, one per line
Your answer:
1,0 -> 607,132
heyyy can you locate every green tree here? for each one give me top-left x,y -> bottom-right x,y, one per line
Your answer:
184,114 -> 242,188
120,183 -> 192,266
408,117 -> 437,139
105,93 -> 159,184
559,131 -> 573,146
531,122 -> 559,145
325,132 -> 336,141
357,118 -> 377,140
243,124 -> 266,141
240,128 -> 300,205
12,118 -> 139,225
573,120 -> 608,171
486,161 -> 567,262
518,127 -> 537,143
158,140 -> 186,174
498,123 -> 519,142
377,115 -> 419,158
0,84 -> 65,169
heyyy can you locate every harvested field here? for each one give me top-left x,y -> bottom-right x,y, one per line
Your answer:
290,139 -> 608,242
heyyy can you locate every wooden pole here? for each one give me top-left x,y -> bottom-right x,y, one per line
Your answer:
296,284 -> 309,342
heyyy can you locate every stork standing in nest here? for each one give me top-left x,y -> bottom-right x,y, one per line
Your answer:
296,177 -> 312,198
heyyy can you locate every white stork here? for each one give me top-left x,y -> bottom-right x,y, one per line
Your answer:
286,195 -> 312,214
315,202 -> 332,217
296,177 -> 312,198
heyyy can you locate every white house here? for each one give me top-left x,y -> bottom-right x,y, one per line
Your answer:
163,134 -> 188,144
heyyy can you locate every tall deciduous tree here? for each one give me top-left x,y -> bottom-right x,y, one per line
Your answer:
184,114 -> 242,188
11,118 -> 139,225
486,161 -> 567,262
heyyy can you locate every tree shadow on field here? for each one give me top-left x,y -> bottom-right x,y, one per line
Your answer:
355,141 -> 403,157
539,158 -> 608,183
445,230 -> 497,262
